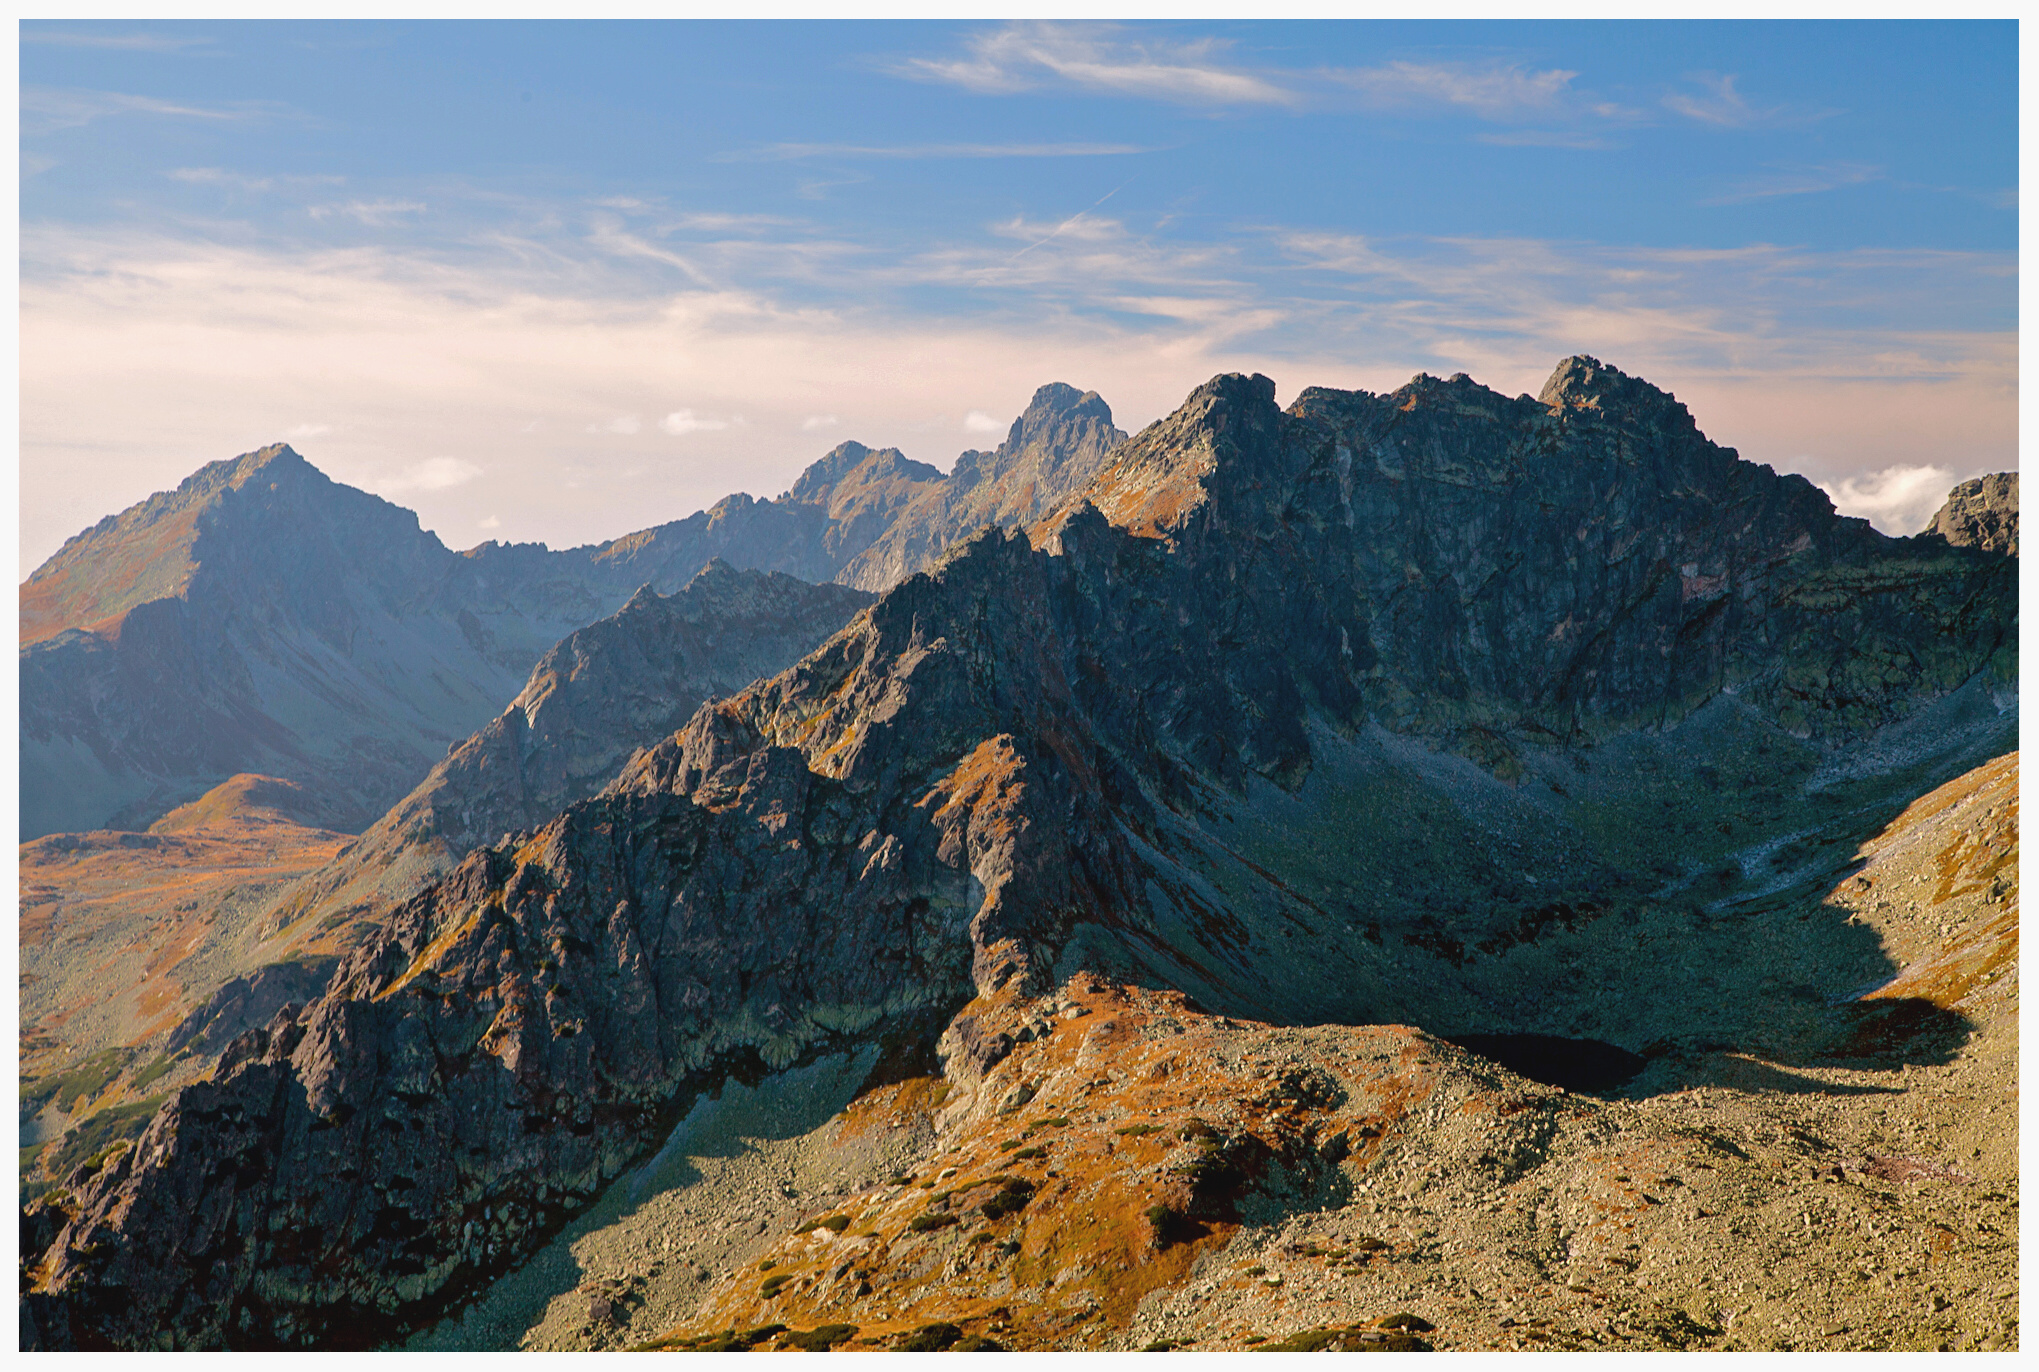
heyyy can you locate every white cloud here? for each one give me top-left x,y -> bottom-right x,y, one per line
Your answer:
22,86 -> 268,136
663,212 -> 802,232
586,219 -> 715,284
1336,61 -> 1579,121
365,457 -> 483,496
478,515 -> 501,530
898,21 -> 1297,107
991,213 -> 1127,247
169,166 -> 345,193
22,30 -> 212,51
801,415 -> 840,432
308,199 -> 426,226
283,423 -> 331,440
963,410 -> 1004,435
795,171 -> 873,202
730,141 -> 1151,162
1707,162 -> 1884,205
590,416 -> 642,435
1476,130 -> 1618,150
1819,464 -> 1959,536
1661,72 -> 1830,130
169,166 -> 266,190
660,410 -> 732,435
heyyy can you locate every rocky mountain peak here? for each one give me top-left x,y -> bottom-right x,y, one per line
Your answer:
831,381 -> 1127,592
1188,370 -> 1280,415
224,441 -> 312,483
783,443 -> 943,507
1072,372 -> 1281,541
783,441 -> 875,503
18,443 -> 417,649
1007,381 -> 1114,443
1536,355 -> 1697,436
1927,472 -> 2017,556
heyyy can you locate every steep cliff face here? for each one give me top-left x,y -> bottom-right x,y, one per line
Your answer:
258,561 -> 874,949
22,359 -> 2016,1349
836,384 -> 1126,592
1926,472 -> 2017,557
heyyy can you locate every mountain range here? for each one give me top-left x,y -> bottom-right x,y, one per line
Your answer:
20,357 -> 2018,1350
19,383 -> 1123,841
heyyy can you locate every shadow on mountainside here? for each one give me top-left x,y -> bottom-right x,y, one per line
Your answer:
1070,687 -> 2013,1100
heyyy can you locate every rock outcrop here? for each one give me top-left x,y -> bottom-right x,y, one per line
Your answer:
1926,471 -> 2017,557
21,358 -> 2016,1349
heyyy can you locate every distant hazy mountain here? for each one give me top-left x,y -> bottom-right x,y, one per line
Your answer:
583,440 -> 946,591
20,444 -> 604,839
261,560 -> 873,944
18,394 -> 1119,841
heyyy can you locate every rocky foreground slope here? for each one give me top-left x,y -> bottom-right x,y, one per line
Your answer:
406,753 -> 2013,1354
20,358 -> 2016,1349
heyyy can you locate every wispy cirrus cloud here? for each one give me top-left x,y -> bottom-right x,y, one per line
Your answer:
22,29 -> 213,52
662,212 -> 802,232
1663,72 -> 1833,129
308,198 -> 426,226
169,166 -> 346,193
1706,161 -> 1884,205
724,140 -> 1152,162
897,21 -> 1297,107
1475,129 -> 1619,150
1333,60 -> 1579,121
22,86 -> 273,136
585,219 -> 716,284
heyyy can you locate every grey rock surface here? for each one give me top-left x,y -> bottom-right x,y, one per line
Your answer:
1925,471 -> 2017,556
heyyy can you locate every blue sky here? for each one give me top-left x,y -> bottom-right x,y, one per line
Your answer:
19,19 -> 2019,573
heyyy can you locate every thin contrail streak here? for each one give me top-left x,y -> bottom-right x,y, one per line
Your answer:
1007,178 -> 1134,262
